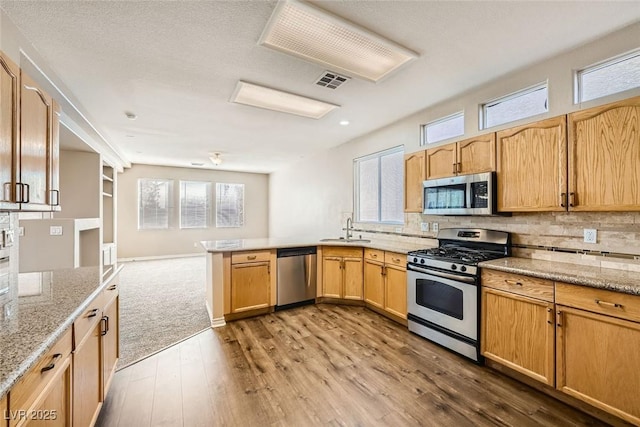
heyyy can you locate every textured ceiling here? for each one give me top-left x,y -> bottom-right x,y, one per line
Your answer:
1,1 -> 639,173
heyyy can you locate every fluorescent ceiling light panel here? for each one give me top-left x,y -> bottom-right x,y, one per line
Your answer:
259,0 -> 418,82
231,81 -> 339,119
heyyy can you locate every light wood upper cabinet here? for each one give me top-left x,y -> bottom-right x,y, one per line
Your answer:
426,134 -> 496,180
426,144 -> 457,179
49,101 -> 61,210
404,151 -> 426,212
0,51 -> 20,210
496,116 -> 567,212
457,134 -> 496,175
568,96 -> 640,211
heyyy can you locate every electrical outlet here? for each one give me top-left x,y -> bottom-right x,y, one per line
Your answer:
584,228 -> 597,244
420,222 -> 429,232
49,226 -> 63,236
17,227 -> 24,237
395,227 -> 403,233
432,222 -> 439,232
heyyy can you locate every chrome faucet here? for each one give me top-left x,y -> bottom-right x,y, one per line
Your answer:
345,217 -> 353,240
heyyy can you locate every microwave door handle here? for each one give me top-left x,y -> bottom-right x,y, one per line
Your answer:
466,182 -> 472,210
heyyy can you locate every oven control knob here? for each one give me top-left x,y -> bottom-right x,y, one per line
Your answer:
451,264 -> 457,270
460,266 -> 467,272
413,257 -> 418,263
420,259 -> 425,264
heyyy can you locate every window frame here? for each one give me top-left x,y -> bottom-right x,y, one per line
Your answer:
480,82 -> 549,130
574,49 -> 640,104
215,183 -> 245,228
179,180 -> 212,229
420,111 -> 465,145
137,178 -> 173,230
353,145 -> 404,225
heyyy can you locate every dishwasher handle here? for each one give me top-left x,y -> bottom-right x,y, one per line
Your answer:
277,246 -> 317,258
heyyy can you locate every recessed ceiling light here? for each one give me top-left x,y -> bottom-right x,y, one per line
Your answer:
339,120 -> 350,126
230,81 -> 339,119
125,111 -> 137,120
259,0 -> 418,82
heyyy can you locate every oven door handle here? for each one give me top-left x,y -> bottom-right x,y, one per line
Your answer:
407,264 -> 477,284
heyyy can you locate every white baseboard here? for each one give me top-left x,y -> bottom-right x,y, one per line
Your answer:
211,317 -> 226,328
118,252 -> 205,262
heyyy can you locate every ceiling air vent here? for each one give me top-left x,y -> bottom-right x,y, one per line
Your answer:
315,71 -> 350,90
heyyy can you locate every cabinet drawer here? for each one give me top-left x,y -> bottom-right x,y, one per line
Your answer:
231,250 -> 271,264
364,248 -> 384,263
481,269 -> 554,302
10,328 -> 72,416
101,275 -> 120,307
73,296 -> 103,350
556,282 -> 640,323
384,252 -> 406,269
322,246 -> 363,258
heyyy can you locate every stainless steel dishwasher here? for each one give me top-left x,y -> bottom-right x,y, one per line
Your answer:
276,247 -> 317,310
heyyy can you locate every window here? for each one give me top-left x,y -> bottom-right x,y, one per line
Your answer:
354,146 -> 403,224
576,50 -> 640,103
481,83 -> 548,129
216,183 -> 244,228
421,112 -> 464,145
180,181 -> 211,229
138,179 -> 173,229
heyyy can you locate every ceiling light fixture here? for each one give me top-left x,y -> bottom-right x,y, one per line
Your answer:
124,111 -> 137,120
339,120 -> 350,126
259,0 -> 418,82
209,153 -> 223,166
230,81 -> 339,119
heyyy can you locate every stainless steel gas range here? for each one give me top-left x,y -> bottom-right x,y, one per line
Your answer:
406,228 -> 510,362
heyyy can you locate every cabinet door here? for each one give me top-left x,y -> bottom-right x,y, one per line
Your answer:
49,101 -> 60,210
231,262 -> 270,313
556,305 -> 640,425
384,265 -> 406,319
496,116 -> 567,212
456,134 -> 496,175
426,144 -> 457,179
342,257 -> 363,300
482,287 -> 555,386
20,72 -> 52,209
322,257 -> 343,298
102,297 -> 119,398
26,357 -> 72,427
363,260 -> 384,308
404,151 -> 426,212
0,52 -> 20,209
568,96 -> 640,211
73,322 -> 102,427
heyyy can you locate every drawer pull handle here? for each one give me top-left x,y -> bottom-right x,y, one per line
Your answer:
247,255 -> 257,260
504,279 -> 523,286
41,353 -> 62,373
595,299 -> 623,309
107,285 -> 117,291
371,254 -> 377,258
87,308 -> 99,318
392,258 -> 401,263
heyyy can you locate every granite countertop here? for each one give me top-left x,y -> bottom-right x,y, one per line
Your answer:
479,257 -> 640,296
200,237 -> 436,256
0,265 -> 123,400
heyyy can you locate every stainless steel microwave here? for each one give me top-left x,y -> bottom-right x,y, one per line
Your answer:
423,171 -> 497,215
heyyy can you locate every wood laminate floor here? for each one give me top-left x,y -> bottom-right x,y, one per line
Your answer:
96,304 -> 609,427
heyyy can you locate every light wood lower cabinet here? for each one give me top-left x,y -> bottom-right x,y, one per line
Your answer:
556,283 -> 640,425
101,294 -> 119,397
1,394 -> 6,425
363,249 -> 407,321
8,328 -> 72,427
231,261 -> 271,312
72,319 -> 102,427
321,247 -> 363,300
481,287 -> 555,386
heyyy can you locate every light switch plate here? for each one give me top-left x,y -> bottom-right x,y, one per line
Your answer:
420,222 -> 429,232
584,228 -> 597,244
50,226 -> 63,236
17,227 -> 24,237
432,222 -> 439,232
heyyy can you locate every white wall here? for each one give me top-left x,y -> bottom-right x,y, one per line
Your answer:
269,22 -> 640,241
118,164 -> 269,259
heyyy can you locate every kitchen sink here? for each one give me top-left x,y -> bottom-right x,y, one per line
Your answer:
319,237 -> 371,243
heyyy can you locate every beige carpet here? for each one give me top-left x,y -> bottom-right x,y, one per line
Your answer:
117,255 -> 210,368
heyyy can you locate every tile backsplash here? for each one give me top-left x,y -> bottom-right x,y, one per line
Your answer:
353,211 -> 640,271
